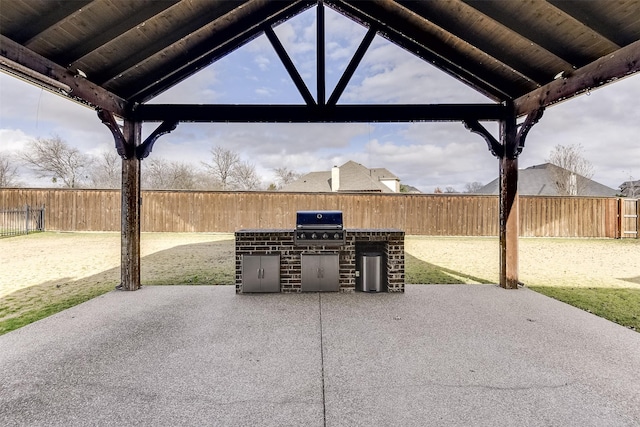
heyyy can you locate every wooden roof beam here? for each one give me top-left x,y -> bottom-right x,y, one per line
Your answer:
515,39 -> 640,117
132,103 -> 507,123
0,35 -> 127,116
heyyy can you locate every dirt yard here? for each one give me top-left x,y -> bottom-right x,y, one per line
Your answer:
405,236 -> 640,288
1,232 -> 639,328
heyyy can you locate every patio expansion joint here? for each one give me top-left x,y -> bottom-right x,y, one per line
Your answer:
318,293 -> 327,427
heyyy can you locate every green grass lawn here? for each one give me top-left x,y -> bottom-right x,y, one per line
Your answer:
528,286 -> 639,331
1,233 -> 638,334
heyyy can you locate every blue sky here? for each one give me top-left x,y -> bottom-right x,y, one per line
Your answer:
1,6 -> 639,192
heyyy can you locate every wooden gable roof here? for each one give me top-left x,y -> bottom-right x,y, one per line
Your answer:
2,0 -> 639,119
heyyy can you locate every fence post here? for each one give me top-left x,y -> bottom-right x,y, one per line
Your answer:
25,204 -> 30,235
617,198 -> 622,239
41,204 -> 46,231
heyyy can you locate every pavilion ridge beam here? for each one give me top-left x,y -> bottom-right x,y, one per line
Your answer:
327,26 -> 377,106
264,26 -> 316,106
133,103 -> 508,123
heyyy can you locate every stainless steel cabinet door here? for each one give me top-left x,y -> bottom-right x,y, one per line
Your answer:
242,254 -> 280,292
301,254 -> 339,292
259,254 -> 280,292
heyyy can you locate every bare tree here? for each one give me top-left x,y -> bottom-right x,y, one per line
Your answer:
202,146 -> 239,190
546,143 -> 594,195
143,157 -> 199,190
464,181 -> 483,193
90,150 -> 121,189
231,161 -> 261,190
274,167 -> 301,189
0,152 -> 20,187
142,158 -> 169,189
444,186 -> 458,193
20,135 -> 92,188
168,161 -> 199,190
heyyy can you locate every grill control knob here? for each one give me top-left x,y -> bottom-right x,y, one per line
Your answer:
334,233 -> 341,239
322,233 -> 329,239
311,233 -> 318,239
299,232 -> 306,239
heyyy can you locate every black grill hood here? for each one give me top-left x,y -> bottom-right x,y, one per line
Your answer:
296,211 -> 343,228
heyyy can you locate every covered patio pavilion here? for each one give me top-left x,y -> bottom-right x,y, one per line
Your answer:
1,1 -> 639,288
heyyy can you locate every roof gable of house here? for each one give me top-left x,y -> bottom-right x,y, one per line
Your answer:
280,160 -> 398,193
475,163 -> 618,197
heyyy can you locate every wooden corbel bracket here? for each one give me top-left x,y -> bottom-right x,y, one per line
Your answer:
463,119 -> 503,158
135,120 -> 179,160
97,109 -> 130,159
514,107 -> 544,158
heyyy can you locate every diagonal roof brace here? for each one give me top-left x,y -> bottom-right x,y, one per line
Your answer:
264,26 -> 316,106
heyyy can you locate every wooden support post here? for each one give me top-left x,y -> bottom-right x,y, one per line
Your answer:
499,107 -> 519,289
120,120 -> 141,291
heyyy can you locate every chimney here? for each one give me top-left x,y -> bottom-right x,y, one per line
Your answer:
331,166 -> 340,192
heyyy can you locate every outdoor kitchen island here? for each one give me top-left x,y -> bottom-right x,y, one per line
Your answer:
235,228 -> 404,293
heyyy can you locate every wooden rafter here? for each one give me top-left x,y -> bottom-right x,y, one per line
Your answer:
515,40 -> 640,117
0,35 -> 127,116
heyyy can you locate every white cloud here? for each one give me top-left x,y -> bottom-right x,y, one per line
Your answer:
0,128 -> 32,151
343,39 -> 490,104
151,67 -> 219,104
254,55 -> 271,71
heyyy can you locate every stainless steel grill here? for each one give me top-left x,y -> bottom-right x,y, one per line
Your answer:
294,210 -> 345,246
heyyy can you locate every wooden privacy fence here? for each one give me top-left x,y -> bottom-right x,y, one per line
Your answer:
621,198 -> 639,238
1,188 -> 636,238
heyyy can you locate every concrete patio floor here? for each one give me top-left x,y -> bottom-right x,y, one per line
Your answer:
1,285 -> 639,426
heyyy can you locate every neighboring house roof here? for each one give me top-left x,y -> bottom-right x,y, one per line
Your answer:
475,163 -> 618,197
282,171 -> 333,192
280,160 -> 400,193
619,180 -> 640,198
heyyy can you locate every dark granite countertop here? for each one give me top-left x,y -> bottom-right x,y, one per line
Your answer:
236,228 -> 403,233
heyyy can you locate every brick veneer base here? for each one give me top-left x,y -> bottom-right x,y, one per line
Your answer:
235,229 -> 404,293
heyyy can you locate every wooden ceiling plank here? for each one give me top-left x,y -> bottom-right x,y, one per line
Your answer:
0,35 -> 127,116
122,1 -> 315,103
86,0 -> 250,85
514,40 -> 640,116
461,0 -> 620,68
548,0 -> 640,47
6,0 -> 93,45
60,0 -> 181,66
396,0 -> 574,85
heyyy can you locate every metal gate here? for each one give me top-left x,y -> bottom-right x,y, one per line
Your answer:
620,199 -> 639,239
0,205 -> 46,237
